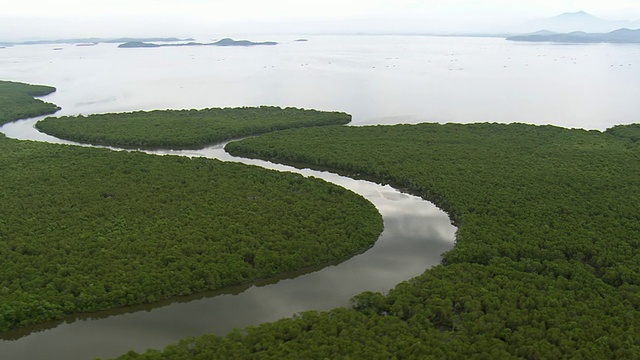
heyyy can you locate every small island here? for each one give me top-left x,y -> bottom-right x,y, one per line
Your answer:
118,41 -> 162,48
36,106 -> 349,149
507,28 -> 640,43
213,38 -> 278,46
119,38 -> 278,48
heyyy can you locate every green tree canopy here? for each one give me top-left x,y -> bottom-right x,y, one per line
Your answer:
0,80 -> 60,125
36,106 -> 351,149
126,122 -> 639,359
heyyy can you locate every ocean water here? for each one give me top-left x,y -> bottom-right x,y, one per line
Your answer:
0,35 -> 638,129
0,34 -> 638,359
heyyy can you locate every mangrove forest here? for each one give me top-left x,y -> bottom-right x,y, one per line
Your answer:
35,106 -> 351,149
111,122 -> 640,359
0,82 -> 383,332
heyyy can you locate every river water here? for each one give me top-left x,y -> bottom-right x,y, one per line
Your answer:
1,34 -> 636,359
0,116 -> 456,358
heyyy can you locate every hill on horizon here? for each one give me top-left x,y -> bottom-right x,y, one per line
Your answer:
507,28 -> 640,44
515,10 -> 640,34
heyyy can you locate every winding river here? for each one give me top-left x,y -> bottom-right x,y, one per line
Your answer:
0,33 -> 636,359
0,116 -> 456,359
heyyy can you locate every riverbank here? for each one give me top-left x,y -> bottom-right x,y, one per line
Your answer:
0,81 -> 455,359
0,81 -> 383,332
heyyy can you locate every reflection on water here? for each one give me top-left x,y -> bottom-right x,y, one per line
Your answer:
0,35 -> 638,130
3,34 -> 632,358
0,118 -> 455,359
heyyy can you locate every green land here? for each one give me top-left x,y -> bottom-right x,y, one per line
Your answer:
0,80 -> 60,125
112,122 -> 640,359
5,79 -> 640,359
0,82 -> 382,332
35,106 -> 351,149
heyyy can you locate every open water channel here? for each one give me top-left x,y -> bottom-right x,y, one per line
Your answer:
1,34 -> 637,358
0,115 -> 456,359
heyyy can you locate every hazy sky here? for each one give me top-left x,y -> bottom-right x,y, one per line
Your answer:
2,0 -> 639,40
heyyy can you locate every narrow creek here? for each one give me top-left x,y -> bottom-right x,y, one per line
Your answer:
0,117 -> 456,359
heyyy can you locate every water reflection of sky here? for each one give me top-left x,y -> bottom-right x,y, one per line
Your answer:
0,118 -> 455,359
2,34 -> 635,358
1,36 -> 638,130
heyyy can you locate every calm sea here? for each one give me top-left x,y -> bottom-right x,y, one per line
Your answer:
1,35 -> 638,130
0,34 -> 637,359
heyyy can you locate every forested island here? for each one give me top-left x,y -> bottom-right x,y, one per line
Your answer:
118,38 -> 278,48
507,28 -> 640,43
35,106 -> 350,149
5,79 -> 640,358
108,122 -> 640,359
0,81 -> 383,332
0,80 -> 60,125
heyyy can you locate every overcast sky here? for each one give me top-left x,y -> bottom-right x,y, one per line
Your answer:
2,0 -> 639,41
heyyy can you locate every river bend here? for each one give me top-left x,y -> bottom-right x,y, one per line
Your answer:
0,117 -> 456,359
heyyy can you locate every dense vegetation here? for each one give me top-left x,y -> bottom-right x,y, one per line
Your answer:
114,122 -> 640,358
606,123 -> 640,143
0,82 -> 381,331
35,106 -> 351,149
0,80 -> 60,125
0,136 -> 382,331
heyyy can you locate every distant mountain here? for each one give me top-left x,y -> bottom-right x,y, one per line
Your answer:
118,41 -> 162,48
13,37 -> 193,46
525,30 -> 558,36
211,38 -> 277,46
517,11 -> 640,33
118,38 -> 278,49
507,28 -> 640,43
